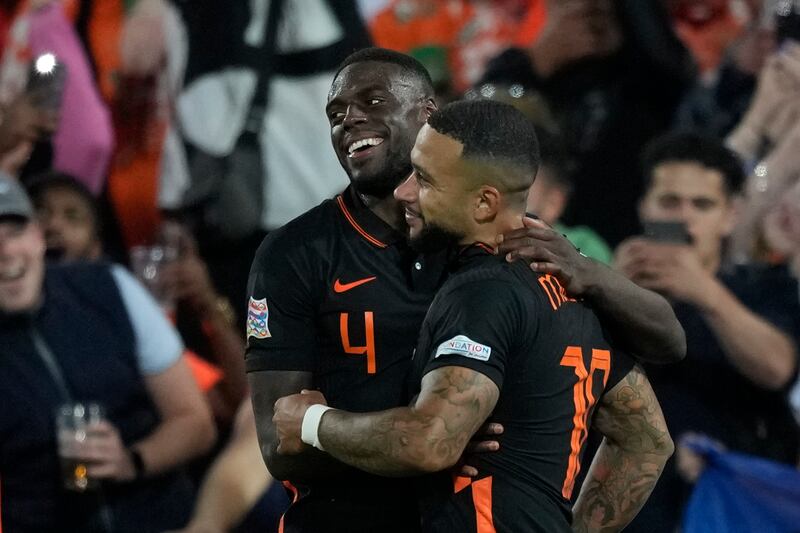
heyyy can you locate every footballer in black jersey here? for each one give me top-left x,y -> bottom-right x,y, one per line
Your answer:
271,100 -> 673,533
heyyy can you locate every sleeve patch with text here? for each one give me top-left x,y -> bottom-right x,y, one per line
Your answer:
435,335 -> 492,361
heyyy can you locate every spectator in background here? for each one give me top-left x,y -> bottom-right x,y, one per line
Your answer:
64,0 -> 188,249
369,0 -> 546,99
614,132 -> 800,532
28,172 -> 103,262
726,39 -> 800,263
0,89 -> 58,173
525,129 -> 613,263
0,0 -> 113,193
168,401 -> 289,533
173,0 -> 370,312
0,175 -> 215,532
673,0 -> 775,137
763,178 -> 800,278
480,0 -> 695,246
26,173 -> 248,428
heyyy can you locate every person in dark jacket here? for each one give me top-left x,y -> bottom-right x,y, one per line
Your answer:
0,175 -> 216,532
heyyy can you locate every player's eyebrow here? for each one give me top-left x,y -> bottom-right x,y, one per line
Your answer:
413,163 -> 435,183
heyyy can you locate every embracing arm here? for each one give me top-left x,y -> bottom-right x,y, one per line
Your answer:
317,366 -> 500,477
572,365 -> 674,533
499,219 -> 686,364
248,371 -> 349,483
581,261 -> 686,365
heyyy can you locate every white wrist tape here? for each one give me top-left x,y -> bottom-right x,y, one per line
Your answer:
301,404 -> 333,451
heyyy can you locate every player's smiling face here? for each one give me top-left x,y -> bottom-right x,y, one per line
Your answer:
327,61 -> 431,199
395,124 -> 470,251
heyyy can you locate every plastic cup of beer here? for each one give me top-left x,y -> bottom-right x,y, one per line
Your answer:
55,403 -> 103,492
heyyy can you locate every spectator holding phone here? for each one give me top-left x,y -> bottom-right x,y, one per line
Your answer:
614,132 -> 800,532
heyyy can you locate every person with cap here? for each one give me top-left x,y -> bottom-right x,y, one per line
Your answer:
0,175 -> 216,532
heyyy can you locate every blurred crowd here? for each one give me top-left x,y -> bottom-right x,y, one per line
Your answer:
0,0 -> 798,532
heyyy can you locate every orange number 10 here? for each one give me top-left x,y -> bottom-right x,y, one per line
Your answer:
560,346 -> 611,499
339,312 -> 376,374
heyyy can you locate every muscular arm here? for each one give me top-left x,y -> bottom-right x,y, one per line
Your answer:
572,365 -> 674,533
317,366 -> 500,477
701,280 -> 797,390
248,371 -> 349,483
581,261 -> 686,365
500,220 -> 686,364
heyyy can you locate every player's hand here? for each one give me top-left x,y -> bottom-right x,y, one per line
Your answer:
273,390 -> 328,455
498,217 -> 596,296
457,422 -> 503,478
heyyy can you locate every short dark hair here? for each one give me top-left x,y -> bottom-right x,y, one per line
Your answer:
641,132 -> 745,196
26,172 -> 101,235
427,99 -> 540,188
334,47 -> 435,97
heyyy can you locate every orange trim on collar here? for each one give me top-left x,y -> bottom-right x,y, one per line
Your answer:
336,196 -> 388,248
474,242 -> 496,254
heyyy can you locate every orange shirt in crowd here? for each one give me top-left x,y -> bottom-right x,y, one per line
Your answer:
370,0 -> 546,94
65,0 -> 165,249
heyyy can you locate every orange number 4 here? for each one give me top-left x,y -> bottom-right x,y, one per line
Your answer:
339,312 -> 376,374
560,346 -> 611,499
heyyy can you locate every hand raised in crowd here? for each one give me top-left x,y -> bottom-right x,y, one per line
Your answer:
615,238 -> 717,307
0,91 -> 59,155
120,0 -> 167,77
273,390 -> 328,455
159,222 -> 219,318
730,25 -> 776,77
529,0 -> 621,78
728,42 -> 800,157
81,420 -> 139,482
497,217 -> 598,296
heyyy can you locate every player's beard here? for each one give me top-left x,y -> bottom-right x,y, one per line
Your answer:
409,219 -> 464,253
350,142 -> 413,199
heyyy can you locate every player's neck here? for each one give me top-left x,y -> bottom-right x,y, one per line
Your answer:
360,192 -> 405,231
460,212 -> 524,252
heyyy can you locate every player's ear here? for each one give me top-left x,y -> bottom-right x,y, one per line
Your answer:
474,185 -> 500,223
423,99 -> 437,120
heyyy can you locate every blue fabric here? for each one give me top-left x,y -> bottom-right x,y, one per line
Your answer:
683,440 -> 800,533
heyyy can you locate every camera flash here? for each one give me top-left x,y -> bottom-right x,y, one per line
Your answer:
35,53 -> 57,75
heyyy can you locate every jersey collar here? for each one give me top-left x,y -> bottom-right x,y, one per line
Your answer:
336,186 -> 404,248
450,242 -> 498,270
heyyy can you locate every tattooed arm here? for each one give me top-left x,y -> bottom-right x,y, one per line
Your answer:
315,366 -> 500,477
572,365 -> 674,533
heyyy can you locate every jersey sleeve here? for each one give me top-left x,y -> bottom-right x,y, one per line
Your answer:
421,279 -> 527,389
244,233 -> 321,373
604,346 -> 637,393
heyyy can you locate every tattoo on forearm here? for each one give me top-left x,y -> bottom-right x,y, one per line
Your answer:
572,365 -> 673,533
320,366 -> 499,477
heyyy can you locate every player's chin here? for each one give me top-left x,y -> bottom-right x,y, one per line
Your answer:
406,217 -> 423,237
